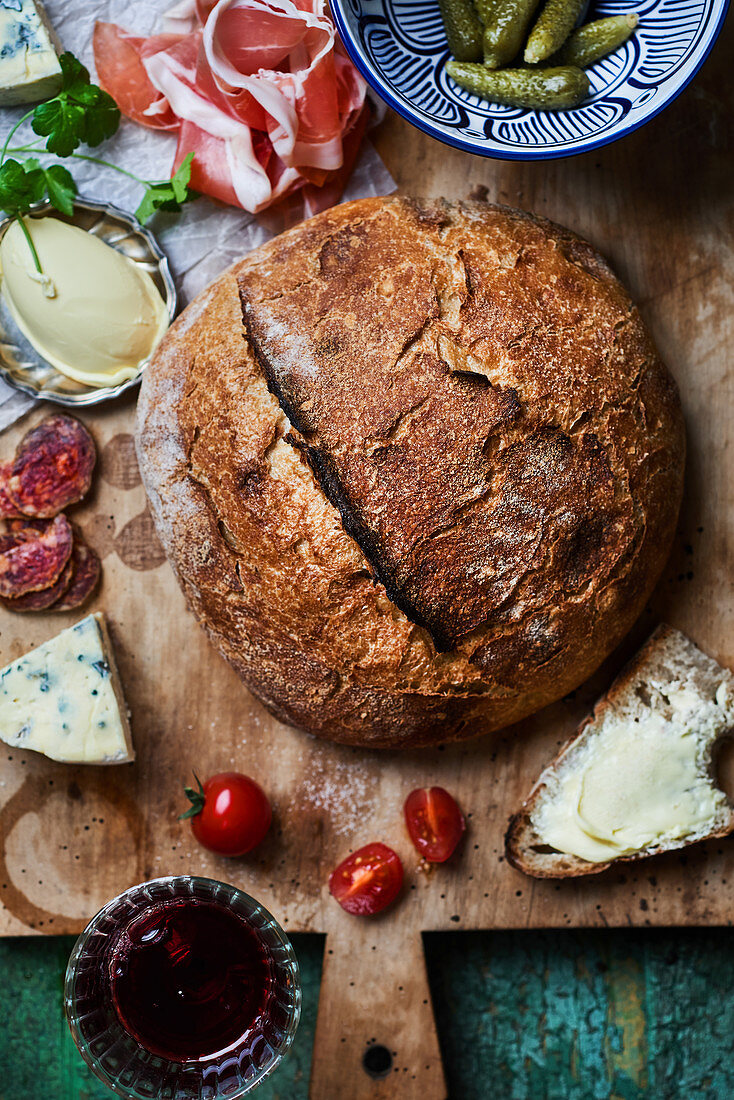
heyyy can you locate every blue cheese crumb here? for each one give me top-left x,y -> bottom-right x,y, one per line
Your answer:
0,613 -> 134,764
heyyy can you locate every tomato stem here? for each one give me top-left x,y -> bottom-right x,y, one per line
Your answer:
179,772 -> 206,820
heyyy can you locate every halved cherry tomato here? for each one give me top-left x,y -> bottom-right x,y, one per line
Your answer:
329,842 -> 403,915
404,787 -> 466,862
180,772 -> 272,856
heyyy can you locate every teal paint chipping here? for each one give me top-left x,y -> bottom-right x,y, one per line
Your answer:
2,930 -> 734,1098
423,929 -> 734,1100
0,932 -> 324,1100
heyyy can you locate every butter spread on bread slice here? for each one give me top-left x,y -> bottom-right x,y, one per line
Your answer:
506,625 -> 734,877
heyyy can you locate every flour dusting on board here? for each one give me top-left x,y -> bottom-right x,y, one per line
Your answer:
296,752 -> 376,836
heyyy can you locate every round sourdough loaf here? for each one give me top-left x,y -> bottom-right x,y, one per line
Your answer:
136,197 -> 684,748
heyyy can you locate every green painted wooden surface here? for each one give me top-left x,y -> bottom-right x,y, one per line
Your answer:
2,930 -> 734,1099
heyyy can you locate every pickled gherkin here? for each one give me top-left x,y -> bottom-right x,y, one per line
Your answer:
524,0 -> 586,64
558,13 -> 639,68
438,0 -> 483,61
482,0 -> 541,69
474,0 -> 498,24
446,62 -> 589,110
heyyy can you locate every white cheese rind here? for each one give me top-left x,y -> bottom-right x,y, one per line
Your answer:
0,1 -> 62,106
0,612 -> 134,764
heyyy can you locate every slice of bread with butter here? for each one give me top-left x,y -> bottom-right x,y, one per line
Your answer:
506,625 -> 734,878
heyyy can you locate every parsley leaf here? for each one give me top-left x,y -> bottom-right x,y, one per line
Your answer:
0,159 -> 36,214
31,52 -> 120,157
0,159 -> 46,215
39,164 -> 77,216
75,89 -> 120,149
0,158 -> 77,219
57,52 -> 89,88
135,153 -> 197,223
32,98 -> 84,158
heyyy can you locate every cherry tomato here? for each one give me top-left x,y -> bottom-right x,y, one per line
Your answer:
329,842 -> 403,916
180,772 -> 272,856
404,787 -> 465,862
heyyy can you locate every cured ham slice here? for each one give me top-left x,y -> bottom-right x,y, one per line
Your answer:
93,24 -> 182,131
203,1 -> 342,170
93,0 -> 368,216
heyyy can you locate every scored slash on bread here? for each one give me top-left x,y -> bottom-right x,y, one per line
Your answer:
137,196 -> 685,748
505,625 -> 734,878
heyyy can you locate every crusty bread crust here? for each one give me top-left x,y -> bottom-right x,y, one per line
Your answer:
505,625 -> 734,877
136,197 -> 685,748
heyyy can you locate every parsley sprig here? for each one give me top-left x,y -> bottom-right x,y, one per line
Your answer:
0,52 -> 197,273
31,53 -> 120,156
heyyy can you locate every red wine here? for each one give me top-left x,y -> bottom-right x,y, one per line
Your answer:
109,898 -> 272,1061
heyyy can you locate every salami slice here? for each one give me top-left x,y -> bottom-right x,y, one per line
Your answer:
6,517 -> 47,533
0,514 -> 73,597
52,537 -> 101,611
1,556 -> 74,612
6,416 -> 96,518
0,464 -> 22,518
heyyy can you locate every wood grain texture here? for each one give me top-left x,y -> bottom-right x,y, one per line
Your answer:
0,18 -> 732,1097
312,924 -> 445,1098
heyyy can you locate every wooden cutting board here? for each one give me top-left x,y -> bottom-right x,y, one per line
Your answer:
0,21 -> 732,1097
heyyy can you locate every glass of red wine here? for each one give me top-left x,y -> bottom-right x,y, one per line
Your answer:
64,876 -> 301,1098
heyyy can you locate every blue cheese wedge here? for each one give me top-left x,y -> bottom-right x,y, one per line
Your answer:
0,613 -> 134,764
0,0 -> 62,106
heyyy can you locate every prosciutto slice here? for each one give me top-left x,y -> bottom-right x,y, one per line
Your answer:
93,0 -> 367,215
93,24 -> 182,130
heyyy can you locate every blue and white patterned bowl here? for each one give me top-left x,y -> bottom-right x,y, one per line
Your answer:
331,0 -> 730,159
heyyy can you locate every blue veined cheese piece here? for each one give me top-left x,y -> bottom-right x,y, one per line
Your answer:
0,612 -> 134,764
0,0 -> 62,106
